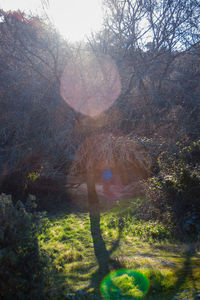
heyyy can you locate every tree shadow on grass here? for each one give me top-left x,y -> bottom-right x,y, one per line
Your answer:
85,172 -> 125,296
88,233 -> 199,299
87,207 -> 124,298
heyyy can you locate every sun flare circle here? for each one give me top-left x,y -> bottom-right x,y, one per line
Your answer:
60,50 -> 121,117
101,269 -> 149,300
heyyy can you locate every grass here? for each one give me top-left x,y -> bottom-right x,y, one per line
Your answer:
38,199 -> 200,299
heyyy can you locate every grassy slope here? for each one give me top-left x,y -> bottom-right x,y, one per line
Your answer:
38,200 -> 200,299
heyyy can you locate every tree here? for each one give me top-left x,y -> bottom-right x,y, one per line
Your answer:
0,10 -> 76,198
68,134 -> 151,275
89,0 -> 200,138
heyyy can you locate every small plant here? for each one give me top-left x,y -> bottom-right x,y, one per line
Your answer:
27,171 -> 40,183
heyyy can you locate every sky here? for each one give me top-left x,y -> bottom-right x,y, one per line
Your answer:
0,0 -> 104,42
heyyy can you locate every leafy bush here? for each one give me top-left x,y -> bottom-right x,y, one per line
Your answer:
145,140 -> 200,237
0,193 -> 50,299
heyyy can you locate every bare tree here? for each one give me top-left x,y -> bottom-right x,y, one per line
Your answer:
89,0 -> 200,137
0,10 -> 76,198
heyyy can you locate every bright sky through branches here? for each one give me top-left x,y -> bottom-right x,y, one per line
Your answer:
0,0 -> 104,42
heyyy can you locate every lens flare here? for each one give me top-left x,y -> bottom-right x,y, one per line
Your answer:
102,169 -> 113,181
60,51 -> 121,117
100,170 -> 124,200
100,269 -> 149,300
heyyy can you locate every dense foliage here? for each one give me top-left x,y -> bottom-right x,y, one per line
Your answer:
142,140 -> 200,237
0,194 -> 50,299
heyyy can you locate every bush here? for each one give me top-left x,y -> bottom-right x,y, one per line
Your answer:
0,193 -> 49,299
145,140 -> 200,237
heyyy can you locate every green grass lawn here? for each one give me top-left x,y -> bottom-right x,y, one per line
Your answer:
38,200 -> 200,299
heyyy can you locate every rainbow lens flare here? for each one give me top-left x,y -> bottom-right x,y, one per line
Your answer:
100,269 -> 149,300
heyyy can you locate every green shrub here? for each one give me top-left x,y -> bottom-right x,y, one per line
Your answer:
0,193 -> 49,299
145,139 -> 200,237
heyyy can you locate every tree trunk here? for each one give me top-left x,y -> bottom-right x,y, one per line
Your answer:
87,170 -> 109,276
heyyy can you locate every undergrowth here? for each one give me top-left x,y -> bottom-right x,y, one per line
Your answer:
0,194 -> 52,299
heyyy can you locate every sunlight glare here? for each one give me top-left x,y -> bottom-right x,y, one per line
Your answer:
0,0 -> 103,42
48,0 -> 103,41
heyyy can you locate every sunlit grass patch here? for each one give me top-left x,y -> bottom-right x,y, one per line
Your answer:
112,274 -> 144,297
38,204 -> 200,299
100,200 -> 171,242
64,261 -> 97,276
139,267 -> 175,291
54,248 -> 83,266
